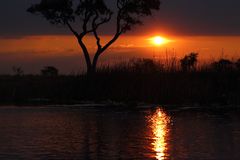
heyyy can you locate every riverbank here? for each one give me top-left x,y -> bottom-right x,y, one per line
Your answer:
0,70 -> 240,106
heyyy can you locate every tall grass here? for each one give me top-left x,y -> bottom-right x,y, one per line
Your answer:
0,57 -> 240,106
97,57 -> 240,74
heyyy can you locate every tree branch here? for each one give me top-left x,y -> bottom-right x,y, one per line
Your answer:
66,22 -> 79,38
92,11 -> 113,51
92,12 -> 102,50
66,22 -> 91,69
83,11 -> 93,33
92,8 -> 123,69
77,37 -> 92,69
99,7 -> 123,54
66,20 -> 94,55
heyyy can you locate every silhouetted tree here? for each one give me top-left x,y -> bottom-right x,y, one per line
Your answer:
27,0 -> 161,74
211,59 -> 233,72
180,52 -> 198,72
41,66 -> 59,76
131,58 -> 162,73
12,66 -> 24,76
235,59 -> 240,71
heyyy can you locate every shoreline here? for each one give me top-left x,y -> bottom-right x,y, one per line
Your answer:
0,101 -> 240,111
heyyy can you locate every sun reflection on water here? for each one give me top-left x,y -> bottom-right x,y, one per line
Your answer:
149,108 -> 171,160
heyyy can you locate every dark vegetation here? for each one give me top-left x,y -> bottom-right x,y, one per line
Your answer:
1,53 -> 240,106
41,66 -> 59,76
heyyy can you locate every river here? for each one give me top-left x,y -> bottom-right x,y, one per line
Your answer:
0,106 -> 239,160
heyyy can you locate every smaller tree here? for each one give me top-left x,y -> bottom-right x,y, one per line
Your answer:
131,58 -> 162,73
41,66 -> 59,76
180,52 -> 198,72
235,59 -> 240,71
211,59 -> 233,72
12,66 -> 24,76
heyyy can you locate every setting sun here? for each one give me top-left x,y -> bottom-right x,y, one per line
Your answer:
150,36 -> 169,46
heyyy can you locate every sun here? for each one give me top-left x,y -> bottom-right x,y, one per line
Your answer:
150,36 -> 169,46
153,36 -> 165,45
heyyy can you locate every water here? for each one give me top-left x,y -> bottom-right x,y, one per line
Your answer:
0,106 -> 239,160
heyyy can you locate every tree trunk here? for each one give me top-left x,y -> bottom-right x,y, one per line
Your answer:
86,57 -> 98,75
87,64 -> 96,75
80,50 -> 99,75
86,51 -> 101,75
77,38 -> 93,75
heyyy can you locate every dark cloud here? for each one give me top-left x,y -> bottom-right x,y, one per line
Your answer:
154,0 -> 240,35
0,0 -> 240,36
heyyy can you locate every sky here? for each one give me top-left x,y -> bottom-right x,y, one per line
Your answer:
1,0 -> 240,36
0,0 -> 240,74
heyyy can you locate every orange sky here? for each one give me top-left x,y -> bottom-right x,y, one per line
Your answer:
1,35 -> 240,58
1,35 -> 240,74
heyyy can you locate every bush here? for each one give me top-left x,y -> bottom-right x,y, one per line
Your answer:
236,59 -> 240,71
41,66 -> 59,76
211,59 -> 233,72
180,52 -> 198,72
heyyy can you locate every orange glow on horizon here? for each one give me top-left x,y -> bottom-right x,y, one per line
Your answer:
0,35 -> 240,61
